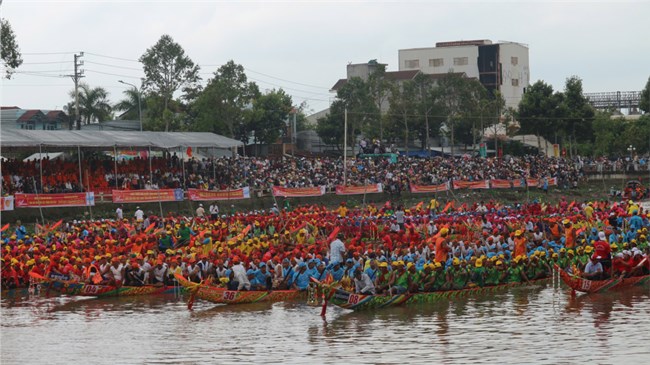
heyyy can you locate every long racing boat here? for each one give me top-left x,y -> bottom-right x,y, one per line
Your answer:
174,273 -> 306,307
554,265 -> 650,294
316,277 -> 551,311
29,272 -> 184,297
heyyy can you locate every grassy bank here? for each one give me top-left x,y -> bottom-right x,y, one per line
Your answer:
1,178 -> 626,226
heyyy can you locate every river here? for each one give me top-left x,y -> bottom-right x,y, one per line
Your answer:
2,281 -> 649,364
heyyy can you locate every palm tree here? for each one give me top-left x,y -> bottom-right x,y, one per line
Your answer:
114,88 -> 142,120
65,83 -> 113,128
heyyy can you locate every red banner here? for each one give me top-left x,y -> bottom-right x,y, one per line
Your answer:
1,196 -> 14,211
490,179 -> 512,189
512,179 -> 524,188
548,177 -> 558,186
526,178 -> 540,187
410,182 -> 449,193
272,186 -> 325,198
335,184 -> 383,195
15,192 -> 95,208
112,189 -> 183,203
187,187 -> 251,201
453,180 -> 489,190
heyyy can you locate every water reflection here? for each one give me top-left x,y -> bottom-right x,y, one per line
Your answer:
1,284 -> 649,364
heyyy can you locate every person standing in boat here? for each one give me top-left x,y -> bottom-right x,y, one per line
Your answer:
329,233 -> 346,266
434,228 -> 450,266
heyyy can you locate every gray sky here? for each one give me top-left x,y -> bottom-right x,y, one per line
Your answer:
2,0 -> 649,115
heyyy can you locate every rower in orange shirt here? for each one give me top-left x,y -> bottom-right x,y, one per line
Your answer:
434,228 -> 450,265
563,219 -> 576,249
513,230 -> 527,259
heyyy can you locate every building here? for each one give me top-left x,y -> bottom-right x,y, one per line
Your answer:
398,40 -> 530,109
0,106 -> 68,130
330,60 -> 463,112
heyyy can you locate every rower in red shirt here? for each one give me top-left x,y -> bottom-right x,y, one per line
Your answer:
592,231 -> 612,275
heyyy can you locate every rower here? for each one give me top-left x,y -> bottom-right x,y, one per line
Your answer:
582,255 -> 604,280
353,267 -> 376,295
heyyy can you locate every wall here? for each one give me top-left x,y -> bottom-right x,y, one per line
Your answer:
398,46 -> 480,78
498,42 -> 530,110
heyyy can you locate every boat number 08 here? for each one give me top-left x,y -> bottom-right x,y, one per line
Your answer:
348,294 -> 360,305
223,291 -> 237,301
83,285 -> 99,294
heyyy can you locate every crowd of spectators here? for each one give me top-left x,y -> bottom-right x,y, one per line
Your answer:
1,153 -> 593,196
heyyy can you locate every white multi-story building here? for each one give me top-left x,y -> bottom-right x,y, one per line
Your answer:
398,40 -> 530,109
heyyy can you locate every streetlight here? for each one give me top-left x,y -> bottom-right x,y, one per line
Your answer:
118,80 -> 142,132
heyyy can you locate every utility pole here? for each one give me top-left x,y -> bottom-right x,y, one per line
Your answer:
68,52 -> 84,130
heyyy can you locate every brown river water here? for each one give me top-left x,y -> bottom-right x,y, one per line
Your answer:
1,281 -> 649,365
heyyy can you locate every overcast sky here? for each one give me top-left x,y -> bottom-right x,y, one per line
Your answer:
1,0 -> 649,115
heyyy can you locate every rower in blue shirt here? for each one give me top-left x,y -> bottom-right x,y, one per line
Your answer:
330,262 -> 345,281
252,262 -> 272,290
292,262 -> 311,290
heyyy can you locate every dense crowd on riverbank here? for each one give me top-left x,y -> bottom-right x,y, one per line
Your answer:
2,196 -> 649,292
1,154 -> 588,195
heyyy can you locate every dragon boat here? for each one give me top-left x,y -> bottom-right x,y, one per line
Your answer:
554,265 -> 650,294
29,272 -> 184,297
174,273 -> 306,307
316,277 -> 551,311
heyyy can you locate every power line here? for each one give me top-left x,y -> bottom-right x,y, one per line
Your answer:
84,52 -> 141,63
85,69 -> 142,80
13,71 -> 68,78
21,51 -> 77,55
243,67 -> 329,90
85,61 -> 142,71
21,61 -> 70,65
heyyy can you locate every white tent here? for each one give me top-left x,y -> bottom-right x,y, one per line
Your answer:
0,130 -> 243,149
23,152 -> 65,162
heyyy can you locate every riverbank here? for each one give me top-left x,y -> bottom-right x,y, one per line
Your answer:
2,178 -> 635,225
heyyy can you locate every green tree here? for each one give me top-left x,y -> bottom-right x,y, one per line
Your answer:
640,76 -> 650,114
65,83 -> 113,128
437,72 -> 489,151
142,94 -> 187,131
517,80 -> 565,151
140,34 -> 200,131
621,114 -> 650,155
336,77 -> 378,146
114,87 -> 144,121
191,61 -> 259,138
1,19 -> 22,79
247,89 -> 293,153
366,63 -> 393,140
562,76 -> 595,156
412,73 -> 445,150
316,100 -> 346,151
387,79 -> 418,152
591,111 -> 626,156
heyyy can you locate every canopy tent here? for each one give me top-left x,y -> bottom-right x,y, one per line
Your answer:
0,130 -> 243,149
23,152 -> 65,162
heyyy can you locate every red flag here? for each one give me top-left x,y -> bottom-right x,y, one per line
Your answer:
144,222 -> 156,233
327,227 -> 340,241
50,219 -> 63,231
442,201 -> 454,213
0,223 -> 9,232
186,147 -> 193,158
415,201 -> 424,211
